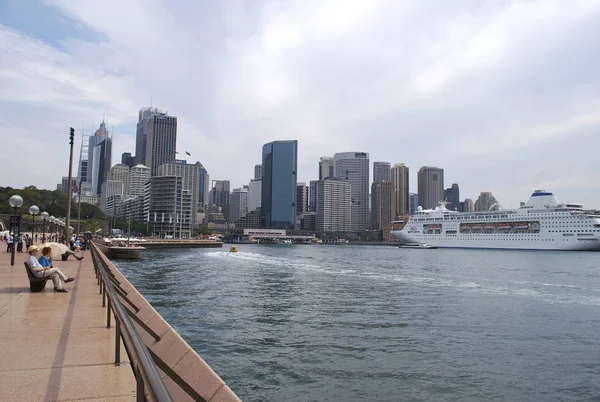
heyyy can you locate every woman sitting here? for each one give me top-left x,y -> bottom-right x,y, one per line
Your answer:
26,245 -> 75,293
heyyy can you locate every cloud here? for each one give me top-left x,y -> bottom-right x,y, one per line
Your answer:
0,0 -> 598,209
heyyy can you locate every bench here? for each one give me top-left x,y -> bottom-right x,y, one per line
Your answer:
23,262 -> 49,292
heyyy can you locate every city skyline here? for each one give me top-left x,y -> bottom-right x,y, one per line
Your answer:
1,1 -> 599,209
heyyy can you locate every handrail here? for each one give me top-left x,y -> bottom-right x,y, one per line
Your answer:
90,243 -> 172,402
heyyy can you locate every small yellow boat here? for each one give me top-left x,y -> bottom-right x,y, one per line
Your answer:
229,245 -> 237,253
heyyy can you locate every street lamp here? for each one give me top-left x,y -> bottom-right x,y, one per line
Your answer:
8,195 -> 23,266
41,211 -> 49,243
29,205 -> 39,246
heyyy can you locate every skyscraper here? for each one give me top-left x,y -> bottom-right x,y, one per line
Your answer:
129,164 -> 150,197
121,152 -> 135,168
319,157 -> 335,180
475,192 -> 498,212
333,152 -> 369,232
88,121 -> 112,195
463,198 -> 475,212
373,162 -> 391,183
444,183 -> 460,211
316,178 -> 351,234
371,181 -> 395,231
409,193 -> 418,215
195,162 -> 209,211
391,163 -> 409,218
254,164 -> 262,180
135,107 -> 177,176
247,179 -> 262,213
417,166 -> 444,210
230,187 -> 248,223
148,176 -> 192,238
108,164 -> 130,195
309,180 -> 319,212
261,140 -> 298,229
210,180 -> 230,209
296,183 -> 308,215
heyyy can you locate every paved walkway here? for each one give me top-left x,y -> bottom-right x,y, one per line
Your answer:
0,246 -> 136,401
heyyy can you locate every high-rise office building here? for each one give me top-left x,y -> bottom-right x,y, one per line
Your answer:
230,188 -> 248,223
463,198 -> 474,212
60,177 -> 77,195
157,160 -> 199,225
77,135 -> 89,186
417,166 -> 444,210
261,140 -> 298,229
254,164 -> 262,180
316,178 -> 351,234
210,180 -> 230,209
309,180 -> 319,212
100,180 -> 124,213
296,183 -> 308,215
135,107 -> 177,176
444,183 -> 460,211
88,121 -> 112,195
333,152 -> 369,232
373,162 -> 391,183
371,181 -> 395,231
247,179 -> 262,213
108,164 -> 130,195
194,162 -> 209,211
319,157 -> 335,181
129,164 -> 150,197
475,192 -> 498,212
409,193 -> 418,215
121,152 -> 135,168
391,163 -> 409,218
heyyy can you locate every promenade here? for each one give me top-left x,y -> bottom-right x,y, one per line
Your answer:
0,247 -> 136,401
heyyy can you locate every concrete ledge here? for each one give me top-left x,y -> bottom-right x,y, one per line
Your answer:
93,245 -> 241,401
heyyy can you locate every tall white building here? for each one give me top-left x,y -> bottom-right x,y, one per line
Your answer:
247,179 -> 262,213
108,164 -> 130,195
319,157 -> 335,180
129,164 -> 150,197
157,160 -> 199,225
230,187 -> 249,223
333,152 -> 370,232
316,178 -> 352,233
100,180 -> 124,213
137,108 -> 178,177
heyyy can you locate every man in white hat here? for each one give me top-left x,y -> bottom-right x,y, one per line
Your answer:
26,245 -> 74,293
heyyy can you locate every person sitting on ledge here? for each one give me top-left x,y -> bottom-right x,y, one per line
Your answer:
26,245 -> 75,293
59,240 -> 84,261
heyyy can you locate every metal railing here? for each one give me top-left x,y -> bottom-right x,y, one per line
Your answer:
90,243 -> 172,402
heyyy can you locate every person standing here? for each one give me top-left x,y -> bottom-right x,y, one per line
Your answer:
25,234 -> 32,249
6,233 -> 13,253
16,234 -> 24,253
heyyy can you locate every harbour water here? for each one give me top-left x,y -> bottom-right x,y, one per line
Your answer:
114,245 -> 600,401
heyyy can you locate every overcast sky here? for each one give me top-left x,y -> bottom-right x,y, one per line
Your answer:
1,0 -> 599,208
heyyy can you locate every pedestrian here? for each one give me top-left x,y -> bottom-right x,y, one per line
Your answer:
6,233 -> 13,253
16,234 -> 24,253
25,234 -> 32,249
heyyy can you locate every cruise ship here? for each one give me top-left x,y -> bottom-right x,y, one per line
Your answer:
391,190 -> 600,251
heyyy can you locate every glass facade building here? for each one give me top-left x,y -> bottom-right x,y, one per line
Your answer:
261,140 -> 298,229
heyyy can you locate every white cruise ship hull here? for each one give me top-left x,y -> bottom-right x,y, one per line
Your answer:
391,231 -> 600,251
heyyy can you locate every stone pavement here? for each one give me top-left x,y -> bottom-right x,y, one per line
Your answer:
0,246 -> 136,401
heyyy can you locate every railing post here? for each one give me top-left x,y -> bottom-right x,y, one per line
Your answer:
106,297 -> 111,328
102,283 -> 106,307
136,364 -> 145,402
99,277 -> 103,294
115,319 -> 121,366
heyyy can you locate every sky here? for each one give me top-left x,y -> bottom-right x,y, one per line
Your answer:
0,0 -> 599,208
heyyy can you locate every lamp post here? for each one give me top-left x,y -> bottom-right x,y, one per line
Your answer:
8,195 -> 23,266
41,212 -> 49,243
29,205 -> 39,246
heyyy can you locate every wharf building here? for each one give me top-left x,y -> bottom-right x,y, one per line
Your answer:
391,163 -> 409,218
333,152 -> 370,232
371,181 -> 395,231
373,162 -> 391,183
147,176 -> 193,238
88,121 -> 112,195
444,183 -> 460,211
316,178 -> 352,234
261,140 -> 298,229
417,166 -> 444,210
157,160 -> 200,226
